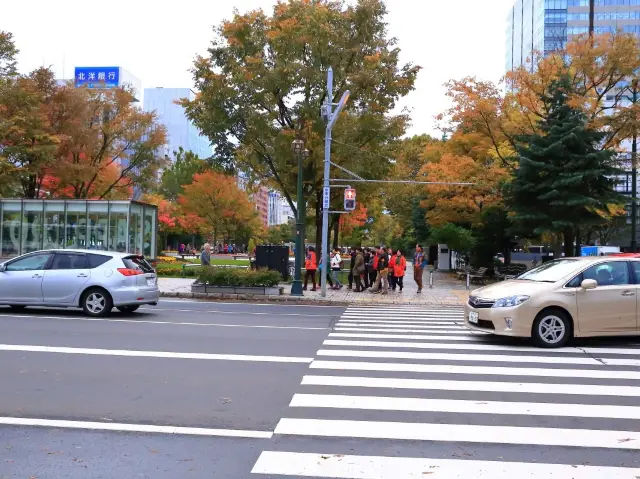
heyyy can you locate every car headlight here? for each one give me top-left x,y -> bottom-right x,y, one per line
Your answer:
492,295 -> 530,308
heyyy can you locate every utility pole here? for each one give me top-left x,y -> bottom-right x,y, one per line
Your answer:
632,82 -> 638,252
320,67 -> 349,298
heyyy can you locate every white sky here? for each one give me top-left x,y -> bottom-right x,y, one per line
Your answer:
3,0 -> 514,136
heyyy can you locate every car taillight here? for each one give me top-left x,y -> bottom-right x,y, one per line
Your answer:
117,268 -> 143,276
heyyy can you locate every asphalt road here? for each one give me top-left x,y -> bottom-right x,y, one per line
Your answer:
0,300 -> 343,478
2,301 -> 640,478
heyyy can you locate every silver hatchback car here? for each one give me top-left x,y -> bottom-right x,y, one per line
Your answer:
0,249 -> 159,317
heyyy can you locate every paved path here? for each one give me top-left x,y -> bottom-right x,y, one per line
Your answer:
160,269 -> 469,307
251,305 -> 640,478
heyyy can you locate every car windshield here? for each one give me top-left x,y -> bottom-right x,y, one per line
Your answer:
517,259 -> 580,283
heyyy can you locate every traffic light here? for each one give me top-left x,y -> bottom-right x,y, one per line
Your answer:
344,188 -> 356,211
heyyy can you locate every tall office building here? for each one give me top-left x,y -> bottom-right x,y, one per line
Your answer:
506,0 -> 640,73
268,192 -> 295,226
143,88 -> 212,160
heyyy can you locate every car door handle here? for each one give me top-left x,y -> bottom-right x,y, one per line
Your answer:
32,274 -> 42,279
77,274 -> 88,278
621,291 -> 635,296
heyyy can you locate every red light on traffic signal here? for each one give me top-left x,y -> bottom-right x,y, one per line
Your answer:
345,189 -> 355,200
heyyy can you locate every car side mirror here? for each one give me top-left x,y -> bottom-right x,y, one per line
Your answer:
0,263 -> 6,273
581,279 -> 597,290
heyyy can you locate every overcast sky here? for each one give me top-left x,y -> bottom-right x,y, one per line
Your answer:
3,0 -> 514,136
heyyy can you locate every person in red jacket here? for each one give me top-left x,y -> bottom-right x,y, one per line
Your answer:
392,249 -> 407,292
303,246 -> 318,291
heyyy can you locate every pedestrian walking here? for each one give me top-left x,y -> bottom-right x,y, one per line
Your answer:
363,248 -> 372,289
372,247 -> 389,294
352,247 -> 366,292
387,247 -> 396,291
393,249 -> 407,292
200,243 -> 211,266
330,248 -> 343,289
369,248 -> 380,291
303,246 -> 318,291
347,248 -> 357,290
318,257 -> 334,288
414,244 -> 427,293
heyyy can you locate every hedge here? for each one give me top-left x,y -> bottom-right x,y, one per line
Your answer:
197,267 -> 281,287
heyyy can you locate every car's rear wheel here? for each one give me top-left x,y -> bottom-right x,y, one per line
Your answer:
532,309 -> 572,348
117,305 -> 140,314
81,288 -> 113,317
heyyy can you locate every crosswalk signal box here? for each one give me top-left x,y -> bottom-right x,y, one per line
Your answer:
344,188 -> 356,211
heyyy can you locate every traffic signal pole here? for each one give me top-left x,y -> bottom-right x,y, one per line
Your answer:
321,67 -> 350,298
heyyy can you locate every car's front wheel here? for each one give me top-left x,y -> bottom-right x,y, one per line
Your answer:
532,309 -> 572,348
81,288 -> 113,318
117,305 -> 140,314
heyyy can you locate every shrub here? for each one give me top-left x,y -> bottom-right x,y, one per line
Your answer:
155,265 -> 201,277
197,267 -> 281,287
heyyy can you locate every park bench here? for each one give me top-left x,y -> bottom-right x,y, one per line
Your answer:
469,267 -> 489,285
495,264 -> 527,281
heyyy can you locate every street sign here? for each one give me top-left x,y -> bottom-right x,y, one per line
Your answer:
74,67 -> 121,89
344,188 -> 356,211
323,186 -> 330,210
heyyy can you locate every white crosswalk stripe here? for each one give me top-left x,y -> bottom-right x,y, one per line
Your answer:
252,306 -> 640,477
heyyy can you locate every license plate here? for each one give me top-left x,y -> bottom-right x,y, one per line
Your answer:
469,311 -> 479,324
147,278 -> 156,286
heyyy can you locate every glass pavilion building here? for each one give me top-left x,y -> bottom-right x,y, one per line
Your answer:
0,200 -> 158,259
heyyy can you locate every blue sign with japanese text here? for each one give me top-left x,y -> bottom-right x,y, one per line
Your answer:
74,67 -> 120,88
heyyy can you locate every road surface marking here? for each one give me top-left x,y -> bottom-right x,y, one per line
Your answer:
251,451 -> 640,478
339,319 -> 461,325
0,344 -> 313,363
315,349 -> 625,366
337,322 -> 464,329
290,393 -> 640,419
322,339 -> 640,356
332,329 -> 481,338
159,299 -> 342,309
301,375 -> 640,397
140,307 -> 334,318
329,332 -> 488,340
0,417 -> 272,438
0,314 -> 328,330
310,360 -> 640,380
316,348 -> 640,367
274,418 -> 640,449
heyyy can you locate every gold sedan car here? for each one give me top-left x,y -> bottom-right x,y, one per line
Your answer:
465,257 -> 640,347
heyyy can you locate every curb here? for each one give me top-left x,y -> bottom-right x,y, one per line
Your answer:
158,291 -> 465,308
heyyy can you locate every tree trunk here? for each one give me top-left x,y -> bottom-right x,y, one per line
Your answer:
563,229 -> 574,257
575,227 -> 582,257
332,217 -> 340,250
552,233 -> 563,258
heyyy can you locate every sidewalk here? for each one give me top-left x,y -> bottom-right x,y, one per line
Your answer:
158,270 -> 470,307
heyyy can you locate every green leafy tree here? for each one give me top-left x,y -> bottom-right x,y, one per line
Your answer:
0,31 -> 18,77
181,0 -> 420,252
159,148 -> 210,201
429,223 -> 475,270
509,75 -> 625,256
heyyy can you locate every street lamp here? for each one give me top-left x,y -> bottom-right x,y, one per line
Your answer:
291,138 -> 309,296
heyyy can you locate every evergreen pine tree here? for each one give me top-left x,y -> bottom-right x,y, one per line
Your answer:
509,75 -> 625,256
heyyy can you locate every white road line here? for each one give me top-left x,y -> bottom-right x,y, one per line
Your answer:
337,322 -> 464,329
335,326 -> 468,333
310,360 -> 640,380
329,332 -> 487,341
334,326 -> 478,338
301,375 -> 640,397
140,307 -> 333,318
0,416 -> 272,439
290,393 -> 640,419
251,451 -> 640,478
0,344 -> 313,363
274,418 -> 640,449
345,308 -> 464,313
323,339 -> 640,356
316,349 -> 613,366
317,349 -> 640,367
341,315 -> 463,320
0,314 -> 328,330
339,319 -> 461,325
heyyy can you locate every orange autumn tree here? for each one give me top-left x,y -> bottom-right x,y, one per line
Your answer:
178,171 -> 262,244
339,203 -> 368,236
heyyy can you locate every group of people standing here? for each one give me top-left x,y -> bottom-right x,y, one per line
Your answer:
302,244 -> 429,294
